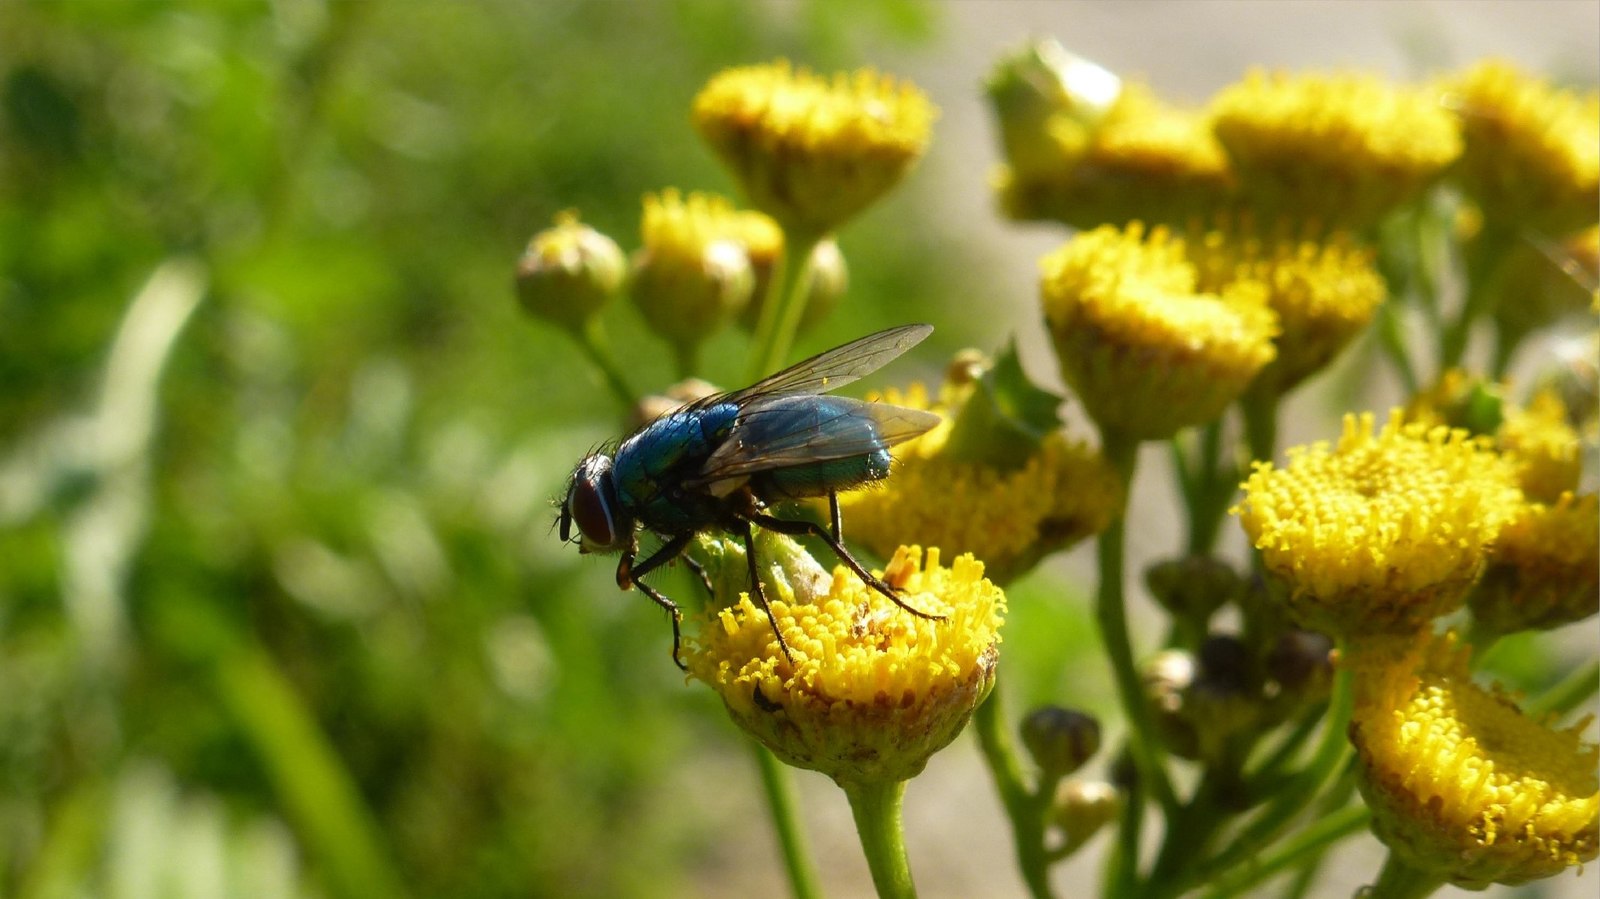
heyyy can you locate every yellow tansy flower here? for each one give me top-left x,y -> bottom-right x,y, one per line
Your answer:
1188,222 -> 1386,394
692,60 -> 935,237
1040,223 -> 1278,441
1499,388 -> 1583,501
997,83 -> 1234,229
1348,631 -> 1599,888
1210,69 -> 1462,226
1471,492 -> 1600,635
630,189 -> 754,363
513,210 -> 624,332
1233,410 -> 1524,638
684,532 -> 1003,786
837,383 -> 1122,585
1443,59 -> 1600,237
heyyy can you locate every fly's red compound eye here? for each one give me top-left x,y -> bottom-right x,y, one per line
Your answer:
568,455 -> 622,551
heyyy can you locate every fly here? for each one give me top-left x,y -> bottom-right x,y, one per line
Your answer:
558,323 -> 943,669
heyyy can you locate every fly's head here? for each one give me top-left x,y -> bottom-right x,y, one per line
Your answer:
560,452 -> 630,554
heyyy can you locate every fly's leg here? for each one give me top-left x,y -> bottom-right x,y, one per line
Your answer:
828,490 -> 843,543
743,521 -> 798,667
683,556 -> 715,598
621,534 -> 691,670
751,512 -> 945,621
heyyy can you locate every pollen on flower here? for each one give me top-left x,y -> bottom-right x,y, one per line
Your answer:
683,535 -> 1004,786
837,382 -> 1121,585
1443,59 -> 1600,236
1348,631 -> 1599,888
1188,221 -> 1386,394
1210,69 -> 1462,226
1233,410 -> 1525,638
692,60 -> 935,236
1040,223 -> 1278,440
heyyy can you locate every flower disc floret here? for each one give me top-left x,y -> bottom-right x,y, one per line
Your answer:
1189,224 -> 1386,393
838,384 -> 1121,584
1470,492 -> 1600,635
684,533 -> 1004,786
1233,410 -> 1524,637
1040,224 -> 1278,440
693,60 -> 935,236
1348,632 -> 1599,888
1210,69 -> 1461,226
1444,59 -> 1600,236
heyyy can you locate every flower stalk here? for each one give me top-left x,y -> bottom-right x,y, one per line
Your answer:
748,229 -> 822,380
754,742 -> 822,899
843,778 -> 918,899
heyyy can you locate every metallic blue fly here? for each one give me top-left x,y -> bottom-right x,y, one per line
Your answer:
559,324 -> 943,668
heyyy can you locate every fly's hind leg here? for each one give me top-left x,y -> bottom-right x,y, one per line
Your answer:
751,512 -> 946,622
621,534 -> 693,671
828,491 -> 843,543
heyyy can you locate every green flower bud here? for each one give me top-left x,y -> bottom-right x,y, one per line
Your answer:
514,211 -> 623,331
1049,780 -> 1122,854
1145,555 -> 1242,627
629,190 -> 755,362
1020,706 -> 1101,779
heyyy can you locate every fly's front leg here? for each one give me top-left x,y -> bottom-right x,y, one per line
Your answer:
743,522 -> 797,667
752,512 -> 945,621
620,534 -> 691,670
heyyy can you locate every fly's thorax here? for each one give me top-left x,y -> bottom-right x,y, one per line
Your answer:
610,402 -> 743,535
752,448 -> 892,501
565,453 -> 631,553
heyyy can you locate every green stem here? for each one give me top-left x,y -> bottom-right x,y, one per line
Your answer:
973,688 -> 1055,899
1197,804 -> 1370,899
748,230 -> 822,381
753,743 -> 823,899
575,318 -> 638,409
1374,301 -> 1421,396
673,340 -> 700,382
842,779 -> 917,899
1095,433 -> 1179,893
1197,664 -> 1353,887
1176,420 -> 1230,557
1526,660 -> 1600,720
1440,225 -> 1516,373
1240,384 -> 1279,465
1367,851 -> 1445,899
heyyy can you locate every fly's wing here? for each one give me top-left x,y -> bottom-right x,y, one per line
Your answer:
692,394 -> 940,484
715,323 -> 933,405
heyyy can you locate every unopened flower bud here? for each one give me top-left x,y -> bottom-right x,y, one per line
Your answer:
629,190 -> 755,364
514,211 -> 624,331
1262,630 -> 1334,718
1020,706 -> 1102,779
1050,780 -> 1122,853
1145,555 -> 1242,627
1143,649 -> 1200,759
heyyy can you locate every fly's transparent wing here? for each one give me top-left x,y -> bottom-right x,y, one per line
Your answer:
718,323 -> 933,404
693,394 -> 939,483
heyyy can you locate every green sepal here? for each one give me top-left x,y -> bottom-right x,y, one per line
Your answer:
941,338 -> 1064,470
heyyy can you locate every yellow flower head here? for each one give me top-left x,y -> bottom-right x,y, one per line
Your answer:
1210,70 -> 1462,226
1348,631 -> 1599,888
1040,223 -> 1278,440
1471,491 -> 1600,635
1189,222 -> 1386,394
1443,60 -> 1600,236
693,60 -> 935,236
684,532 -> 1003,786
513,210 -> 624,331
630,189 -> 754,351
1233,410 -> 1524,638
837,382 -> 1122,585
1499,388 -> 1584,501
997,83 -> 1234,229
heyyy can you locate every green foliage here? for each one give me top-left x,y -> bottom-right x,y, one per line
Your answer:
0,2 -> 963,897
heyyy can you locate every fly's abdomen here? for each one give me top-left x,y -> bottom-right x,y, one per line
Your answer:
754,448 -> 891,500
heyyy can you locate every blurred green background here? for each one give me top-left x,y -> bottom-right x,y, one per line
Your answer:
0,2 -> 1019,897
3,2 -> 1595,898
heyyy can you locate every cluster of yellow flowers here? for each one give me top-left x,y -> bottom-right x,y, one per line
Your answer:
520,44 -> 1597,899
